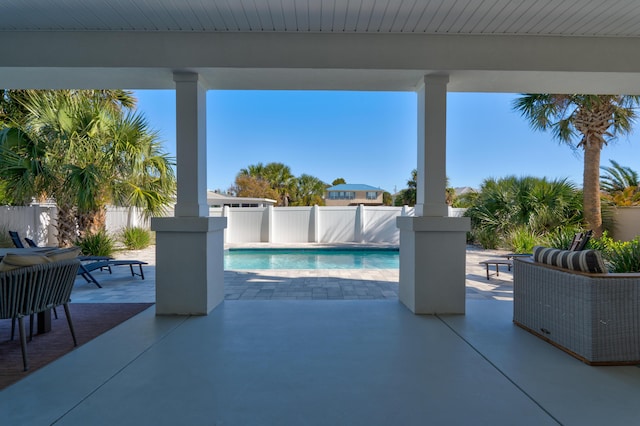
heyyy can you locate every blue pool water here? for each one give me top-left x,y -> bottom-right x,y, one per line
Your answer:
224,249 -> 399,270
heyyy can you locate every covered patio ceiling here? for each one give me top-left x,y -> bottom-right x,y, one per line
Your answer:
2,0 -> 640,93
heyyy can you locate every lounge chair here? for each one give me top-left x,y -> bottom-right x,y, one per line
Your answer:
10,231 -> 106,288
568,230 -> 593,251
10,231 -> 147,287
9,231 -> 25,248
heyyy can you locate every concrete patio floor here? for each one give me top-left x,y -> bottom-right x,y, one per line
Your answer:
2,246 -> 639,425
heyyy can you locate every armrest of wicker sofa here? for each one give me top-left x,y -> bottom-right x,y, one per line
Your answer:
512,257 -> 640,365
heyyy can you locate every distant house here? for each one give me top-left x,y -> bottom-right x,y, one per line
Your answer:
324,184 -> 385,206
207,191 -> 276,208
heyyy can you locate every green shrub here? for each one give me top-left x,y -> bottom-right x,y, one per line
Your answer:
121,227 -> 152,250
543,225 -> 585,250
604,238 -> 640,273
0,226 -> 14,248
586,231 -> 614,253
465,176 -> 583,247
473,228 -> 501,249
508,227 -> 541,253
76,230 -> 115,257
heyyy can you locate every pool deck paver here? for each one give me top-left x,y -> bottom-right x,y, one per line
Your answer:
68,244 -> 514,303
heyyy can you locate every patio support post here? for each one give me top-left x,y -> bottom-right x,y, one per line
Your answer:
397,74 -> 470,314
151,72 -> 227,315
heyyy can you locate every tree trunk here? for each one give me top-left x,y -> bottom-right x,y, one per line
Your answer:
583,142 -> 603,237
77,206 -> 107,238
55,202 -> 78,247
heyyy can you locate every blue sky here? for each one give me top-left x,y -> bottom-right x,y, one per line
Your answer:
134,90 -> 640,194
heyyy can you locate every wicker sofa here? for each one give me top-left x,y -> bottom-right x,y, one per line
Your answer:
513,256 -> 640,365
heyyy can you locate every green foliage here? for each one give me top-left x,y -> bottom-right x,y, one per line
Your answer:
585,231 -> 614,253
394,169 -> 417,206
543,225 -> 585,250
0,226 -> 14,248
331,178 -> 346,186
235,162 -> 326,206
471,227 -> 502,250
0,89 -> 177,243
600,160 -> 639,193
604,238 -> 640,273
76,230 -> 115,257
465,176 -> 584,249
121,226 -> 151,250
508,227 -> 541,254
453,190 -> 478,208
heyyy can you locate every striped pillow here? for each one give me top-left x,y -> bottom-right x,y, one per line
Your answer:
532,246 -> 607,273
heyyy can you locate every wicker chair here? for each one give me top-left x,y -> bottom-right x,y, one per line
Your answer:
0,259 -> 81,371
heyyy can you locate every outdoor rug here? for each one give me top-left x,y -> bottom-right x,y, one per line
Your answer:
0,303 -> 153,390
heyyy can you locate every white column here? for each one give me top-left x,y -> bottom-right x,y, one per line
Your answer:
174,72 -> 208,217
397,74 -> 470,315
416,74 -> 448,217
151,72 -> 227,315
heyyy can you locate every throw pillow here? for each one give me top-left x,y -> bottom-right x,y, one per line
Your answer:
45,246 -> 82,262
532,246 -> 607,273
0,252 -> 52,272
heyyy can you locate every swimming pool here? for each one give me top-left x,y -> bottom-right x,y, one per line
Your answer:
224,248 -> 399,270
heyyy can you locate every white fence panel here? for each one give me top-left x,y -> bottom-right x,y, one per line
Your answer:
0,203 -> 467,246
272,207 -> 312,243
0,205 -> 57,246
226,208 -> 268,243
363,207 -> 401,244
105,206 -> 150,234
448,207 -> 467,217
319,207 -> 357,243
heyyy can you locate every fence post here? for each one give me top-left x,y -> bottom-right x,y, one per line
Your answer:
312,205 -> 320,243
267,205 -> 274,243
222,206 -> 230,244
355,204 -> 365,242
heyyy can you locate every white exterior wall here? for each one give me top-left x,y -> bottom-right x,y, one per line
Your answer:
612,207 -> 640,241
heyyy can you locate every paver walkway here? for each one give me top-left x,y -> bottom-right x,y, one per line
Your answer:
69,245 -> 515,303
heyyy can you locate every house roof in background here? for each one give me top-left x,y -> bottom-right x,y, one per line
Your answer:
207,191 -> 276,206
326,184 -> 384,192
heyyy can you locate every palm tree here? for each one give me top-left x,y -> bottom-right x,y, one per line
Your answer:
600,160 -> 639,193
292,174 -> 327,206
513,94 -> 640,237
600,160 -> 640,206
0,90 -> 175,245
465,176 -> 583,248
238,163 -> 266,178
262,162 -> 296,207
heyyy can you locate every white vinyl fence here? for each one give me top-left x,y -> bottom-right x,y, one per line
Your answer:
0,204 -> 466,246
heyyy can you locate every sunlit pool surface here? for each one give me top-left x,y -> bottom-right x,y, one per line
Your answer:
224,249 -> 399,269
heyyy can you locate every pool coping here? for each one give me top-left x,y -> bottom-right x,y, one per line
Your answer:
225,242 -> 399,250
